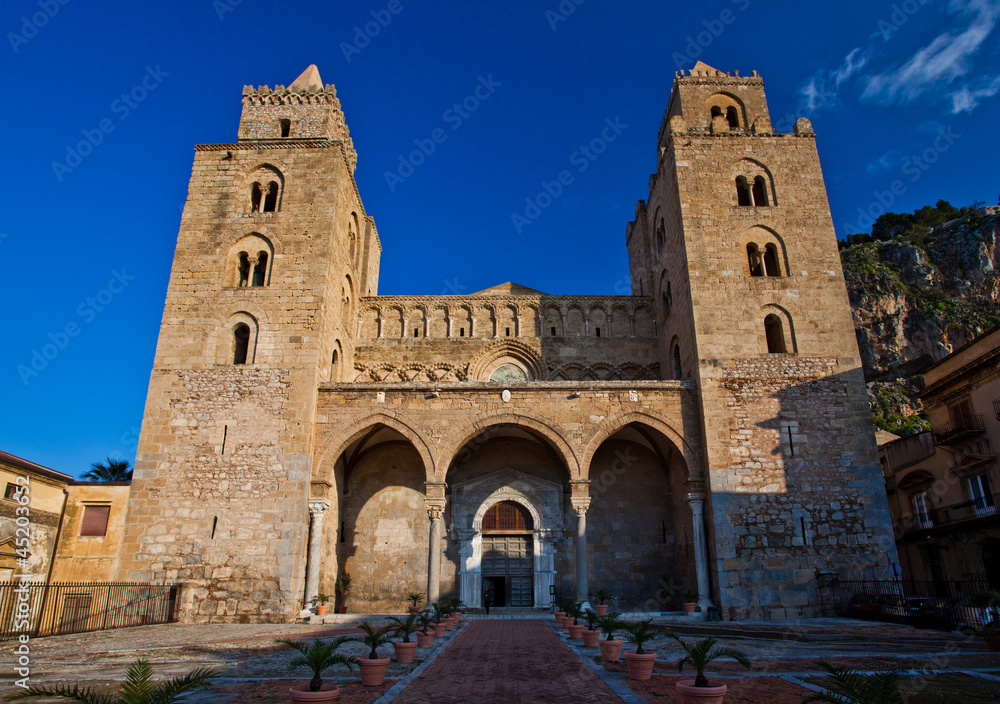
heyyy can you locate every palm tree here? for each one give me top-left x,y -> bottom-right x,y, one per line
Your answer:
597,611 -> 623,640
12,658 -> 216,702
623,619 -> 657,654
387,613 -> 420,643
669,633 -> 751,688
275,637 -> 355,693
355,621 -> 394,659
83,457 -> 133,482
803,660 -> 902,704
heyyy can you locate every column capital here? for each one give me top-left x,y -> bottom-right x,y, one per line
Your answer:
308,498 -> 332,516
425,498 -> 446,522
570,496 -> 591,517
685,491 -> 706,505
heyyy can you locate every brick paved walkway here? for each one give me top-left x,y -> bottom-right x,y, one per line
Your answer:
392,620 -> 623,703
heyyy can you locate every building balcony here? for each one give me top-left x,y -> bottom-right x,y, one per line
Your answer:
933,414 -> 986,446
900,491 -> 1000,536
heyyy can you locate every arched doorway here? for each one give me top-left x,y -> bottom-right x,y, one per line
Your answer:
481,501 -> 534,607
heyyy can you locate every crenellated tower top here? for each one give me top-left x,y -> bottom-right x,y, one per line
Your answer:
238,64 -> 358,172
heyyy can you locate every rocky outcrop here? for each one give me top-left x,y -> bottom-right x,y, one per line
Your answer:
842,207 -> 1000,432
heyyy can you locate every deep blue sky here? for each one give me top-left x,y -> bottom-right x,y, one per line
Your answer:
3,0 -> 998,477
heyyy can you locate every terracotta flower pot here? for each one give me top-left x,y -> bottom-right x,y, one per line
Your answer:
581,629 -> 600,646
595,604 -> 609,615
441,619 -> 454,632
554,611 -> 566,620
623,651 -> 657,680
392,640 -> 418,664
676,679 -> 728,703
335,606 -> 347,614
559,616 -> 572,628
289,683 -> 340,702
684,602 -> 697,614
316,605 -> 329,616
598,638 -> 623,663
408,606 -> 421,615
416,630 -> 435,648
358,656 -> 391,686
567,623 -> 584,639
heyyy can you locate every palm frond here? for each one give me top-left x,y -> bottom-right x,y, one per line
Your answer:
120,659 -> 155,704
144,667 -> 218,704
802,660 -> 902,704
10,684 -> 118,704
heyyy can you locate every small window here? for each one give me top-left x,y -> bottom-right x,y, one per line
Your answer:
279,119 -> 291,138
710,105 -> 722,120
332,349 -> 338,365
763,244 -> 780,277
551,327 -> 556,337
414,329 -> 420,338
234,324 -> 251,364
460,328 -> 465,337
752,176 -> 769,206
263,181 -> 279,212
238,252 -> 251,287
969,474 -> 997,517
673,344 -> 683,380
765,314 -> 786,354
252,252 -> 268,287
950,400 -> 973,428
736,176 -> 752,206
662,282 -> 673,318
726,106 -> 739,129
595,327 -> 601,338
656,220 -> 665,251
747,244 -> 763,277
80,505 -> 111,537
4,483 -> 18,501
506,327 -> 511,337
250,182 -> 262,212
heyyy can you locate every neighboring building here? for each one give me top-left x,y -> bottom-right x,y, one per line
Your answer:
0,451 -> 128,584
118,62 -> 898,623
880,325 -> 1000,587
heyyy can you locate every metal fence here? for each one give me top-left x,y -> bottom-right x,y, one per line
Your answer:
0,582 -> 179,641
834,578 -> 991,632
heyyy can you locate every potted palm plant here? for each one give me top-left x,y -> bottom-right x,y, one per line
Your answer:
276,637 -> 357,702
670,632 -> 751,703
596,611 -> 624,662
10,658 -> 217,703
355,621 -> 394,686
387,613 -> 420,664
436,603 -> 455,631
802,660 -> 901,704
315,593 -> 331,617
565,601 -> 584,639
553,597 -> 567,622
581,608 -> 602,647
682,589 -> 698,614
415,610 -> 436,648
335,573 -> 352,614
592,589 -> 613,615
407,592 -> 425,615
622,619 -> 658,680
447,598 -> 465,622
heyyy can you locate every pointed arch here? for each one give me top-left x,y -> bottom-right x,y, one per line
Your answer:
314,413 -> 436,485
581,409 -> 701,483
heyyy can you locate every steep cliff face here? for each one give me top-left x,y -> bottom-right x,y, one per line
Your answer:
841,207 -> 1000,433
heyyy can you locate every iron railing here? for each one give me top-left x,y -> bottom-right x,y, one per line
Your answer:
933,413 -> 986,445
0,582 -> 179,641
898,491 -> 1000,535
834,578 -> 990,631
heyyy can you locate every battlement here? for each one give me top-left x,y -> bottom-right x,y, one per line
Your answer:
237,65 -> 358,172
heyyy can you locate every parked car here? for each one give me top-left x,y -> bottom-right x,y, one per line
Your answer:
845,593 -> 908,622
907,597 -> 955,631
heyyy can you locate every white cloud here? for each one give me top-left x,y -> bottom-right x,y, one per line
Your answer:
863,0 -> 1000,104
950,73 -> 1000,111
799,47 -> 871,113
866,151 -> 898,174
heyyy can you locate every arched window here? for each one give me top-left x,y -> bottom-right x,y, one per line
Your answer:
765,315 -> 786,353
747,244 -> 763,277
656,220 -> 665,252
726,106 -> 740,129
662,282 -> 672,318
673,343 -> 682,380
482,501 -> 533,532
250,183 -> 262,212
233,324 -> 251,364
752,176 -> 769,206
252,251 -> 268,286
710,105 -> 722,120
238,252 -> 251,287
763,244 -> 780,277
263,182 -> 279,212
736,176 -> 752,206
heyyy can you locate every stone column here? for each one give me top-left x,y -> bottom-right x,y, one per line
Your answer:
687,493 -> 714,610
304,498 -> 331,609
426,503 -> 444,605
570,481 -> 591,603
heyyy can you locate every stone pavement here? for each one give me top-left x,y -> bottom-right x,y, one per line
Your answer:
391,620 -> 623,704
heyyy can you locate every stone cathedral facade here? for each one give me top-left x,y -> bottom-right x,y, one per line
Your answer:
118,63 -> 899,622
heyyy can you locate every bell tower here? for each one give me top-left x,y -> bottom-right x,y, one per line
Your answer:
118,66 -> 380,621
629,62 -> 898,618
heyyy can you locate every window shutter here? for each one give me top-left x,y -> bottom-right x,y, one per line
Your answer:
80,506 -> 111,537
